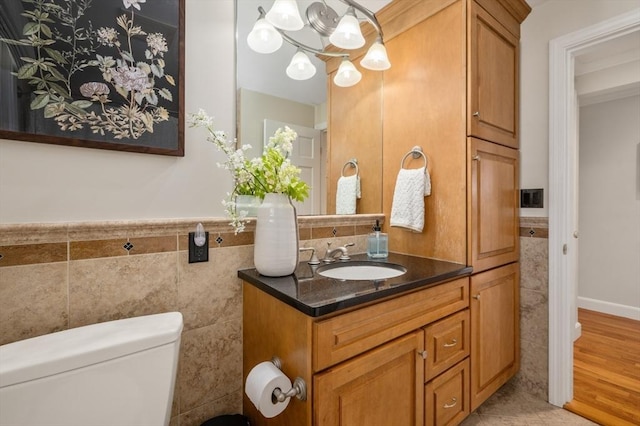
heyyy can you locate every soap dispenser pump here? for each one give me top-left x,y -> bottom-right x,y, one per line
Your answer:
367,220 -> 388,258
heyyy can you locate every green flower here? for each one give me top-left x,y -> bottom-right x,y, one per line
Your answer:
188,109 -> 309,233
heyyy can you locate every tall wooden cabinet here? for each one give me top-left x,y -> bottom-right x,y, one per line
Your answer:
468,0 -> 521,148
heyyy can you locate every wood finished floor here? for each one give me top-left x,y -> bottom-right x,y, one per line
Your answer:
565,308 -> 640,426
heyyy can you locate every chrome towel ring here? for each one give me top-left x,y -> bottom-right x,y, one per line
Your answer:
341,158 -> 359,177
400,146 -> 428,169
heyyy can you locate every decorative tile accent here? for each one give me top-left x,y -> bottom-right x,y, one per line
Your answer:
520,227 -> 549,238
128,236 -> 176,255
70,239 -> 130,260
0,242 -> 67,267
123,241 -> 134,251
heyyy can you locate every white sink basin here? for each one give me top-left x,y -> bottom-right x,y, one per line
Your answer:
317,262 -> 406,281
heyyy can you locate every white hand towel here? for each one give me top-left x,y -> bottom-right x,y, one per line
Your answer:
390,167 -> 428,232
336,175 -> 358,214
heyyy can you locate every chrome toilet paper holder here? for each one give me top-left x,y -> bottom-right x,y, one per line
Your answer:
270,356 -> 307,402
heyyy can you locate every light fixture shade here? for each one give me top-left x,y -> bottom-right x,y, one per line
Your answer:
247,18 -> 283,54
265,0 -> 304,31
333,59 -> 362,87
286,51 -> 317,80
329,8 -> 365,50
360,40 -> 391,70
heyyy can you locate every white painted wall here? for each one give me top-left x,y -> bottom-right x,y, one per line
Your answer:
238,88 -> 316,161
0,0 -> 236,223
578,95 -> 640,318
520,0 -> 640,218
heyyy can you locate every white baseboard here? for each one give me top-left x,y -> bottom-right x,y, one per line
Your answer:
573,321 -> 582,341
577,296 -> 640,321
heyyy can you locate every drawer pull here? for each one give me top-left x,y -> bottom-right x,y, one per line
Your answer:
472,294 -> 480,300
443,339 -> 458,348
418,350 -> 427,359
443,397 -> 458,409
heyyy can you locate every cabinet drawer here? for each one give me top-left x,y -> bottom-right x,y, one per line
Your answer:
424,309 -> 470,381
425,358 -> 470,426
314,277 -> 469,371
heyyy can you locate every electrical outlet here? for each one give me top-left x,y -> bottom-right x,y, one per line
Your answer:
188,231 -> 209,263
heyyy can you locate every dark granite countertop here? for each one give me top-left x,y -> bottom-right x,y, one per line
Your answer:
238,253 -> 472,317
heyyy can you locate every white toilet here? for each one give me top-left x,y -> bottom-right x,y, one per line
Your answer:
0,312 -> 183,426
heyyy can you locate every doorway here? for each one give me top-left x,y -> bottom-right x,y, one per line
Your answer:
548,8 -> 640,407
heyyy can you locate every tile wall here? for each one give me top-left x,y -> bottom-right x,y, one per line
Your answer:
0,214 -> 380,426
516,216 -> 549,400
0,214 -> 550,422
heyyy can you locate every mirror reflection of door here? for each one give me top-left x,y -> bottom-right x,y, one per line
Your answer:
264,119 -> 323,215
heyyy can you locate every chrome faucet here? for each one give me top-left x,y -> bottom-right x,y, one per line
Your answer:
322,242 -> 355,263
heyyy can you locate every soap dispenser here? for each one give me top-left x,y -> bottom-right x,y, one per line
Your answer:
367,220 -> 388,258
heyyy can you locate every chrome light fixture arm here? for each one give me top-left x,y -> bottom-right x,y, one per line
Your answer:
256,6 -> 348,59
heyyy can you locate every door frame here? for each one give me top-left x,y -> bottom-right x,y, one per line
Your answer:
548,8 -> 640,407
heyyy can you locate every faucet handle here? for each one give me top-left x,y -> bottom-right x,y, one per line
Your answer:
339,242 -> 355,261
299,247 -> 320,265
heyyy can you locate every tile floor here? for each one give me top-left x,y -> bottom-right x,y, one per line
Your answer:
460,382 -> 598,425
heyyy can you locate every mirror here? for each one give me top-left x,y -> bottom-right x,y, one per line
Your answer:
236,0 -> 391,215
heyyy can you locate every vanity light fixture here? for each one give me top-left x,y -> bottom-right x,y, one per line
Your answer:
247,0 -> 390,87
334,57 -> 362,87
286,49 -> 317,80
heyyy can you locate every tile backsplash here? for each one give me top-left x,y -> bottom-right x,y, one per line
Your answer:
0,214 -> 379,426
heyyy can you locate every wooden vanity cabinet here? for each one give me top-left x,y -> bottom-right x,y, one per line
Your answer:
469,262 -> 520,410
242,277 -> 470,426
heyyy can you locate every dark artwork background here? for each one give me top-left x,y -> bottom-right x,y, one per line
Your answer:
0,0 -> 184,156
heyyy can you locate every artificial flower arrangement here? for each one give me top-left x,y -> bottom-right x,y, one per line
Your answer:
189,109 -> 309,233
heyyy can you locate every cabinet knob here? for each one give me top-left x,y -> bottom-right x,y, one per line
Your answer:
417,350 -> 427,359
473,111 -> 480,117
443,397 -> 458,409
472,155 -> 480,161
472,294 -> 480,300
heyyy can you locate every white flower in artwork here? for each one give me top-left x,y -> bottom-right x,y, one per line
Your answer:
123,0 -> 146,10
111,66 -> 150,92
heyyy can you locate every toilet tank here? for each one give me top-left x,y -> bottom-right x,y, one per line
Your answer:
0,312 -> 183,426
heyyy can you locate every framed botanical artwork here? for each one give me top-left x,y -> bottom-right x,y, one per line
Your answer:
0,0 -> 185,156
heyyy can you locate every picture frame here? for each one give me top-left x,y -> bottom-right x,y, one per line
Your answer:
0,0 -> 185,156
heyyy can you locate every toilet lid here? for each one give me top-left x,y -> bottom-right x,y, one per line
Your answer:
0,312 -> 183,387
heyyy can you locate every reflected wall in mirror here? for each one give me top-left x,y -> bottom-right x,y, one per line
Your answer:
236,0 -> 391,215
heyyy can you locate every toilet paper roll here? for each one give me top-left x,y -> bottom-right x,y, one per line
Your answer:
245,361 -> 292,418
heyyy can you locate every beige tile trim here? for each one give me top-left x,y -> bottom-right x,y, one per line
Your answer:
0,214 -> 384,266
520,216 -> 549,239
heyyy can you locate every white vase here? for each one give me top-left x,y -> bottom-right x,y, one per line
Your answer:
254,193 -> 299,277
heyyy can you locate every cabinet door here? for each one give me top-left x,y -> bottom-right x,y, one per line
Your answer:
425,358 -> 470,426
314,331 -> 425,426
468,138 -> 519,272
468,1 -> 520,148
470,263 -> 520,411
